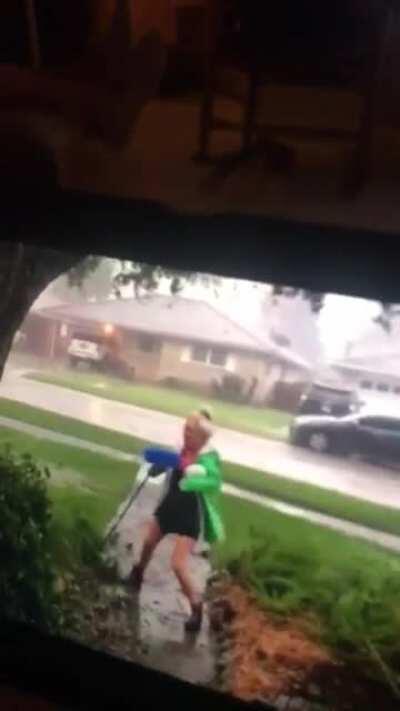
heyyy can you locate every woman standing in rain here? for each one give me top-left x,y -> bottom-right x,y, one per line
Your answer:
128,410 -> 224,633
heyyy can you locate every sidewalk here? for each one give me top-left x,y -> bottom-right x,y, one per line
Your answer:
105,477 -> 215,686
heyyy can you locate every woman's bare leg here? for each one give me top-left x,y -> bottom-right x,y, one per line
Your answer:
171,536 -> 199,608
138,518 -> 163,573
128,517 -> 163,590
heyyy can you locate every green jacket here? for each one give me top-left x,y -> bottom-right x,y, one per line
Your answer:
179,447 -> 225,544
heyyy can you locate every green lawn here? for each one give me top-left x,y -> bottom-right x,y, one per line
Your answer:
0,426 -> 137,532
217,496 -> 399,572
28,370 -> 290,440
1,397 -> 400,539
0,425 -> 138,570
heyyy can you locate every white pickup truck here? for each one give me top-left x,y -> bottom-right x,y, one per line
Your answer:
67,331 -> 135,380
67,333 -> 106,368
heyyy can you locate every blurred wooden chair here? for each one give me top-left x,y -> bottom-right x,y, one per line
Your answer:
195,0 -> 390,194
0,2 -> 166,151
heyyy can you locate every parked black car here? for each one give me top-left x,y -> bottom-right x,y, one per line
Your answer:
289,412 -> 400,463
297,382 -> 361,418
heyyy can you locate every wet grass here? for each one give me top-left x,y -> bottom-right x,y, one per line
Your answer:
218,496 -> 399,570
27,370 -> 290,440
218,497 -> 400,695
0,426 -> 137,536
1,398 -> 400,539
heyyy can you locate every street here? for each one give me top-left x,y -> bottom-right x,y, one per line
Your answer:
1,370 -> 399,510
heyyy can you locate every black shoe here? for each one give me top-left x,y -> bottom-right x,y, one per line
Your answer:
127,565 -> 143,592
185,603 -> 203,634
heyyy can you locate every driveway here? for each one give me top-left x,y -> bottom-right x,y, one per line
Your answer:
1,372 -> 399,509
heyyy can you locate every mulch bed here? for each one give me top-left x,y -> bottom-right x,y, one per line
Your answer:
209,579 -> 399,711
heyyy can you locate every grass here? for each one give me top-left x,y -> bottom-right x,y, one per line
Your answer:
225,461 -> 400,538
217,495 -> 399,572
0,427 -> 137,536
27,370 -> 291,440
1,397 -> 400,540
219,497 -> 400,692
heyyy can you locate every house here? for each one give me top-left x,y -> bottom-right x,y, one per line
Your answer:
18,295 -> 311,403
329,317 -> 400,397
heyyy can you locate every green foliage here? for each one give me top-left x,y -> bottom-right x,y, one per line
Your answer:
113,260 -> 220,298
0,444 -> 105,635
212,373 -> 248,404
271,286 -> 325,314
49,511 -> 103,572
229,528 -> 400,692
0,447 -> 61,633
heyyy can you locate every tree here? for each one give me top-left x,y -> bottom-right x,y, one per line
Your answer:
0,243 -> 96,380
271,285 -> 325,314
50,258 -> 117,304
372,303 -> 400,333
0,242 -> 220,380
113,261 -> 219,298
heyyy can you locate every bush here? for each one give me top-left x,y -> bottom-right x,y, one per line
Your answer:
160,376 -> 188,391
212,374 -> 248,403
0,447 -> 61,633
49,510 -> 103,572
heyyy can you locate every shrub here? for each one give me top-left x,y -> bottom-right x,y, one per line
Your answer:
160,376 -> 188,391
212,374 -> 247,403
49,510 -> 103,572
0,447 -> 61,633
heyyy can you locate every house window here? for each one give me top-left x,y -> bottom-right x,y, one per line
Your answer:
137,335 -> 158,353
190,345 -> 229,368
360,380 -> 372,389
191,344 -> 209,363
209,348 -> 228,367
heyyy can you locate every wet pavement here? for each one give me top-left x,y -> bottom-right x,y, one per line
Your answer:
104,468 -> 216,686
1,372 -> 399,510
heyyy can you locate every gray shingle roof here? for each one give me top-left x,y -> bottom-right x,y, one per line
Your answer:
37,295 -> 310,369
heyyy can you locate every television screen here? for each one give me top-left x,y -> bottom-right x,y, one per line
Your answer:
1,243 -> 399,711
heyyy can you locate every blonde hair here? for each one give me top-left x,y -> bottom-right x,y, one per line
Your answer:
187,409 -> 214,439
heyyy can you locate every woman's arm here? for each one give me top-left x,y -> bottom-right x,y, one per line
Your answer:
179,452 -> 222,493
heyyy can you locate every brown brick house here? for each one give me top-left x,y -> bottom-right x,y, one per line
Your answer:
18,295 -> 310,403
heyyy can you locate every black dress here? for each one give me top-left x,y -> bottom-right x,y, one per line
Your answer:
154,468 -> 201,540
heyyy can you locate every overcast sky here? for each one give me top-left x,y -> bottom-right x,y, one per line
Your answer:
155,275 -> 381,361
318,293 -> 380,359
